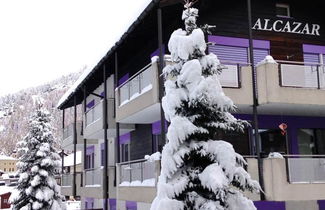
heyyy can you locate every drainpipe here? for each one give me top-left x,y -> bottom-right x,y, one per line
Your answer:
103,65 -> 109,210
61,109 -> 65,175
83,86 -> 87,172
247,0 -> 265,200
115,52 -> 120,164
73,95 -> 77,198
157,7 -> 166,144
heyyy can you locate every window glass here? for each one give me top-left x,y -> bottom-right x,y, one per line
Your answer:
121,143 -> 130,162
258,129 -> 287,154
298,129 -> 325,154
215,129 -> 251,155
152,134 -> 164,153
276,3 -> 290,17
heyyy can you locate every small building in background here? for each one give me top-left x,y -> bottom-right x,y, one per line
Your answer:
0,155 -> 18,173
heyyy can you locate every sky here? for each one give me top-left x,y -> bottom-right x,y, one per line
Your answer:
0,0 -> 152,97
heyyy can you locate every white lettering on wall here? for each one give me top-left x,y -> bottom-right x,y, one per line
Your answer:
252,18 -> 321,36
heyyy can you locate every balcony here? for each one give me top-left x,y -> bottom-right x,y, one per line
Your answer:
262,155 -> 325,201
256,61 -> 325,116
115,59 -> 163,124
84,99 -> 134,139
60,173 -> 83,196
62,122 -> 83,151
84,167 -> 103,186
117,159 -> 160,203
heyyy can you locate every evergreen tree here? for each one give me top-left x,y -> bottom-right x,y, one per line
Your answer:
151,2 -> 260,210
10,103 -> 66,210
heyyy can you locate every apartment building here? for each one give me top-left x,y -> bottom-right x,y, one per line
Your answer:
57,0 -> 325,209
0,155 -> 17,174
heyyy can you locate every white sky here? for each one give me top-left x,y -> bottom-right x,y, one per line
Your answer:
0,0 -> 152,97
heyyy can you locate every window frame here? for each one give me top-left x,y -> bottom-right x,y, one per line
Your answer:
276,3 -> 291,18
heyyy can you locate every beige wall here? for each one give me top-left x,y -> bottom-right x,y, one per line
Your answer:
0,159 -> 18,173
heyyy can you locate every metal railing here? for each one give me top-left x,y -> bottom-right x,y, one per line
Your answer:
84,167 -> 103,186
219,61 -> 249,88
62,174 -> 73,187
283,154 -> 325,184
118,63 -> 154,106
85,101 -> 103,126
118,159 -> 158,186
278,60 -> 325,89
63,124 -> 73,140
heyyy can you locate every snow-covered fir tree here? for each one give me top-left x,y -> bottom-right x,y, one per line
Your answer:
151,2 -> 260,210
10,103 -> 66,210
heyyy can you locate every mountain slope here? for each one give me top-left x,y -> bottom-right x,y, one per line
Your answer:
0,71 -> 82,155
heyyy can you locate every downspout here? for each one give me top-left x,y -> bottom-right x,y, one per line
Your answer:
247,0 -> 265,200
103,65 -> 109,210
73,95 -> 77,198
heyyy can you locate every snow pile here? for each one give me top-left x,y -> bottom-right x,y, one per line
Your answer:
268,152 -> 284,159
64,151 -> 82,167
0,154 -> 17,161
151,5 -> 259,210
256,55 -> 277,67
145,152 -> 161,162
10,106 -> 66,210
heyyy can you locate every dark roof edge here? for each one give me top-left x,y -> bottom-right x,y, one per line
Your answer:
58,0 -> 160,110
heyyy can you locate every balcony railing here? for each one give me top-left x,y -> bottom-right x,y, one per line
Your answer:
219,61 -> 248,88
85,101 -> 103,126
285,155 -> 325,183
84,167 -> 102,186
63,124 -> 73,140
118,63 -> 154,106
278,61 -> 325,89
118,159 -> 158,187
62,174 -> 73,187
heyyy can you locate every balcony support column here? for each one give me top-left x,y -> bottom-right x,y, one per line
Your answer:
83,86 -> 87,171
115,52 -> 120,164
103,65 -> 109,210
157,7 -> 166,144
73,95 -> 77,198
61,109 -> 65,175
247,0 -> 265,200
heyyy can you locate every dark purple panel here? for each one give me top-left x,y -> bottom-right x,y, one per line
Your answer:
86,100 -> 95,109
152,120 -> 168,135
208,35 -> 270,49
254,201 -> 285,210
150,45 -> 165,57
100,91 -> 104,97
85,197 -> 94,209
86,145 -> 95,155
118,73 -> 129,86
318,200 -> 325,210
109,199 -> 117,210
126,201 -> 137,210
120,133 -> 131,145
303,44 -> 325,54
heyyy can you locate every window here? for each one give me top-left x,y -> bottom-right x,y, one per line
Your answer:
120,143 -> 130,162
215,129 -> 251,155
298,129 -> 325,155
276,3 -> 290,17
152,134 -> 164,153
258,129 -> 287,155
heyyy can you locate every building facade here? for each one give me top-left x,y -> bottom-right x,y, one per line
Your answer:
0,155 -> 17,174
58,0 -> 325,209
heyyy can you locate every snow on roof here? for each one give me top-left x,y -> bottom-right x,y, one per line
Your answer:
57,0 -> 155,109
64,151 -> 82,167
0,186 -> 14,195
0,155 -> 17,161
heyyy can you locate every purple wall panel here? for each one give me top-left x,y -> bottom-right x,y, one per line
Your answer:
86,100 -> 95,109
120,132 -> 131,145
318,200 -> 325,210
126,201 -> 137,210
109,199 -> 117,210
208,35 -> 270,49
254,201 -> 285,210
150,45 -> 165,57
303,44 -> 325,54
118,73 -> 129,86
234,114 -> 325,154
152,120 -> 168,135
86,145 -> 95,155
85,197 -> 94,210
